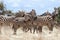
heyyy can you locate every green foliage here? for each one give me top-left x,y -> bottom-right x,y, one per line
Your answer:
56,7 -> 60,23
0,2 -> 5,11
0,1 -> 5,15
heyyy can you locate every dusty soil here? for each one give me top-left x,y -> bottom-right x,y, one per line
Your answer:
0,26 -> 60,40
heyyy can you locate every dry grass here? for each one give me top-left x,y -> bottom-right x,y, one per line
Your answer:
0,26 -> 60,40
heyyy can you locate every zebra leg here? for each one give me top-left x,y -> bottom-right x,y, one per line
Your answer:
13,28 -> 17,35
49,26 -> 53,31
48,24 -> 54,34
22,26 -> 29,32
22,26 -> 26,32
0,26 -> 1,34
29,26 -> 32,33
0,23 -> 3,34
36,26 -> 39,33
33,27 -> 35,34
48,24 -> 53,31
24,27 -> 29,32
33,26 -> 36,34
38,26 -> 42,33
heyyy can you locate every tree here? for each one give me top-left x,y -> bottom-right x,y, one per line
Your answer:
4,10 -> 15,16
56,7 -> 60,23
0,1 -> 5,15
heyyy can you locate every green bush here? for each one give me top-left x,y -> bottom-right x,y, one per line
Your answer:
56,7 -> 60,23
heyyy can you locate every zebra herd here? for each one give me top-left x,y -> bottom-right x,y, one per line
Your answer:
0,8 -> 59,35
